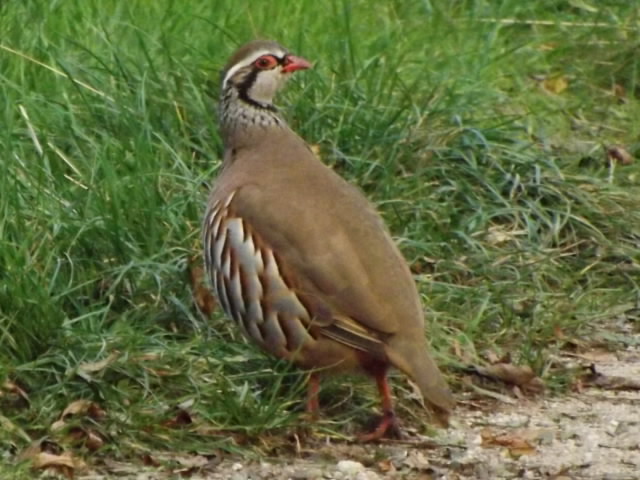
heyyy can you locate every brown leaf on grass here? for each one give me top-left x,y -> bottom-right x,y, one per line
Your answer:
485,225 -> 522,246
612,83 -> 626,100
481,349 -> 512,364
451,339 -> 474,364
163,408 -> 193,428
463,377 -> 517,404
33,452 -> 86,478
553,326 -> 586,351
134,352 -> 162,362
607,145 -> 634,165
142,453 -> 160,467
483,350 -> 501,364
84,430 -> 105,451
410,256 -> 437,275
189,258 -> 217,315
78,351 -> 120,374
20,442 -> 87,479
582,364 -> 640,391
51,400 -> 107,452
466,363 -> 544,398
65,427 -> 105,451
538,42 -> 557,51
479,363 -> 536,385
309,143 -> 321,157
144,366 -> 179,377
553,325 -> 566,340
542,75 -> 568,94
61,399 -> 106,420
2,380 -> 30,403
481,428 -> 537,456
1,380 -> 30,410
0,414 -> 31,442
452,339 -> 463,360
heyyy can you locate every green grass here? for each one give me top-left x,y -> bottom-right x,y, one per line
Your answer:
1,0 -> 639,476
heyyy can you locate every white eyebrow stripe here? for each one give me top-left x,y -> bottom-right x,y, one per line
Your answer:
222,48 -> 287,89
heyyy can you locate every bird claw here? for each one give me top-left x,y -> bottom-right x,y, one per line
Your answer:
357,410 -> 403,442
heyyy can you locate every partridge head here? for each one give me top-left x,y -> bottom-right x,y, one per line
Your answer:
203,40 -> 455,441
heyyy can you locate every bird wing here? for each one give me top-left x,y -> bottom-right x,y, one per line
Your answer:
225,160 -> 422,354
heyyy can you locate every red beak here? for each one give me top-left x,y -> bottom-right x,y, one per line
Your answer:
282,55 -> 312,73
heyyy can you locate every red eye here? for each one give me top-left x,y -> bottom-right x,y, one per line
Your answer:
254,55 -> 277,70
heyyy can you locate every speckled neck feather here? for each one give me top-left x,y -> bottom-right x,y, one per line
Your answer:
219,84 -> 285,143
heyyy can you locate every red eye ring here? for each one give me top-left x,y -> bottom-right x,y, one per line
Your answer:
254,55 -> 277,70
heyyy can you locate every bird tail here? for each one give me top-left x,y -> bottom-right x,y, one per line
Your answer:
386,340 -> 455,427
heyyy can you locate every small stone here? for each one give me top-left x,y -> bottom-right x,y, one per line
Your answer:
536,429 -> 555,446
356,472 -> 380,480
473,462 -> 490,480
336,460 -> 365,475
291,468 -> 324,479
606,420 -> 619,436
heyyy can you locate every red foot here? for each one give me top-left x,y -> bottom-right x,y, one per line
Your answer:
357,410 -> 402,442
306,373 -> 320,421
357,368 -> 405,442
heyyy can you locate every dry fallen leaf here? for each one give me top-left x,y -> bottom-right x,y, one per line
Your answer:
142,453 -> 160,467
134,352 -> 162,362
189,258 -> 217,315
582,364 -> 640,391
64,427 -> 105,451
607,145 -> 634,166
481,428 -> 537,456
482,349 -> 510,364
542,75 -> 569,94
32,451 -> 86,478
51,400 -> 108,452
309,143 -> 321,157
84,430 -> 105,451
466,362 -> 545,397
2,380 -> 30,403
163,408 -> 193,428
538,42 -> 557,51
612,83 -> 626,100
463,377 -> 517,404
19,442 -> 87,479
476,363 -> 536,385
51,419 -> 67,432
0,413 -> 31,442
451,339 -> 475,364
553,326 -> 585,351
78,351 -> 120,374
61,399 -> 106,420
485,225 -> 516,246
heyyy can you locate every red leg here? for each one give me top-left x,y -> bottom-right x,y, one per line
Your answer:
358,373 -> 400,442
306,373 -> 320,420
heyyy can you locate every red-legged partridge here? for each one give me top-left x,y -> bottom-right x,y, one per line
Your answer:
203,40 -> 454,440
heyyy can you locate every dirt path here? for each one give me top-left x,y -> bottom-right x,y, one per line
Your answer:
80,337 -> 639,480
441,343 -> 640,480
